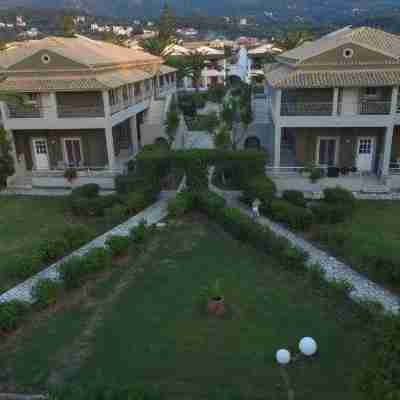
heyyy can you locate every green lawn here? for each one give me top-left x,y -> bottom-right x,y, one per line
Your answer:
0,196 -> 117,293
0,215 -> 373,399
307,200 -> 400,291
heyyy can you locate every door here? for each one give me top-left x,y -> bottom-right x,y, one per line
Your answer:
317,137 -> 338,166
32,138 -> 49,170
356,137 -> 375,172
64,138 -> 83,167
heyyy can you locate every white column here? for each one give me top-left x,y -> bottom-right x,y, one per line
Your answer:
105,124 -> 116,170
129,115 -> 138,154
102,91 -> 111,117
332,88 -> 339,115
274,125 -> 282,168
274,89 -> 282,121
382,124 -> 394,176
390,86 -> 399,115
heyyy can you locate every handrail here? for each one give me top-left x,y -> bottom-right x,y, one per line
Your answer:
57,105 -> 105,118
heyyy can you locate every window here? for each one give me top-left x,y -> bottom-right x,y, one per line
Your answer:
41,53 -> 51,64
122,85 -> 129,102
343,48 -> 354,59
64,138 -> 83,167
34,140 -> 47,154
358,139 -> 373,154
365,87 -> 378,97
317,137 -> 338,166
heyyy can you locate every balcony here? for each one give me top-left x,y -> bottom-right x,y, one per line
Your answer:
357,101 -> 391,115
281,102 -> 333,116
57,105 -> 105,118
110,92 -> 152,115
7,104 -> 43,119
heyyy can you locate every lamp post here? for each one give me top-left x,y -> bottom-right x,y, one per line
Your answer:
275,337 -> 318,400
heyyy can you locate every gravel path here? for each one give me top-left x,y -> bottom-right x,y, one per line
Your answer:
214,188 -> 400,315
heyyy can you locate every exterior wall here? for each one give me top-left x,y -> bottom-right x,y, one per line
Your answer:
13,129 -> 108,170
301,43 -> 396,65
291,127 -> 384,169
282,88 -> 333,103
56,91 -> 104,110
391,127 -> 400,161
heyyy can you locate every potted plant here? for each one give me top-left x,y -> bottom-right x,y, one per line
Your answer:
64,168 -> 77,183
310,167 -> 324,183
200,279 -> 225,316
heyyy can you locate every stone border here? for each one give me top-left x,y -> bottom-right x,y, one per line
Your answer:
0,194 -> 173,304
214,188 -> 400,315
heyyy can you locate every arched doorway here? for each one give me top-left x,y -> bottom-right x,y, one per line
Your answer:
244,136 -> 261,150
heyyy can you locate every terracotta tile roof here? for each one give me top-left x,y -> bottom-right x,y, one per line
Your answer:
280,27 -> 400,64
0,68 -> 153,92
0,35 -> 162,70
266,65 -> 400,88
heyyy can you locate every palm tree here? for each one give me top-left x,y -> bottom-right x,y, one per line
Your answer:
277,30 -> 315,51
140,36 -> 174,57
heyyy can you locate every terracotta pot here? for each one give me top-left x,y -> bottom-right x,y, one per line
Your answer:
207,296 -> 225,316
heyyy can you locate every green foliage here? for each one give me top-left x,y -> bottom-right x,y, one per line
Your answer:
68,195 -> 121,217
62,224 -> 93,249
207,84 -> 227,104
71,183 -> 100,199
167,191 -> 195,217
130,221 -> 150,244
323,187 -> 356,209
0,128 -> 15,188
59,257 -> 87,290
359,316 -> 400,400
35,237 -> 69,264
63,168 -> 77,182
310,167 -> 324,182
124,192 -> 148,214
105,235 -> 131,257
158,2 -> 176,41
311,202 -> 353,224
0,300 -> 29,333
83,248 -> 112,273
104,204 -> 128,221
59,14 -> 75,37
269,199 -> 313,231
242,176 -> 277,207
195,191 -> 226,218
165,105 -> 179,145
213,124 -> 232,150
169,54 -> 207,90
31,279 -> 62,308
282,190 -> 306,207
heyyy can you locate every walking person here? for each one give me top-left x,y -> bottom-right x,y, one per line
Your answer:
252,198 -> 261,219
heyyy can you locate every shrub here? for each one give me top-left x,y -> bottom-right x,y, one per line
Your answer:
278,245 -> 308,271
167,192 -> 195,217
196,190 -> 226,218
71,183 -> 100,199
104,204 -> 128,221
63,224 -> 92,249
323,187 -> 356,209
242,176 -> 276,207
83,247 -> 112,273
124,192 -> 148,214
31,278 -> 62,307
0,300 -> 29,333
115,174 -> 149,195
358,316 -> 400,400
282,190 -> 306,207
310,168 -> 324,182
311,202 -> 352,224
105,236 -> 131,257
130,221 -> 150,244
59,257 -> 87,290
34,237 -> 69,264
69,196 -> 120,217
270,200 -> 313,231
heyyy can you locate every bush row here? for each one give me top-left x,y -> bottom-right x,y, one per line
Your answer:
5,224 -> 93,281
1,223 -> 152,334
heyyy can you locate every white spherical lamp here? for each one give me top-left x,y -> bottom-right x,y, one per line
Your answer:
276,349 -> 291,365
299,337 -> 317,356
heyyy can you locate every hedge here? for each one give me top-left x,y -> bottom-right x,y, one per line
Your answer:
242,176 -> 276,207
269,199 -> 313,231
282,190 -> 306,208
0,300 -> 29,333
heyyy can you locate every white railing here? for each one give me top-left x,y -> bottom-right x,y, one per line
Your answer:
357,101 -> 391,115
32,166 -> 122,177
57,105 -> 105,118
110,92 -> 152,115
266,165 -> 363,178
6,104 -> 43,118
281,102 -> 333,116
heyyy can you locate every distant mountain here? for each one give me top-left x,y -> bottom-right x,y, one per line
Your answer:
0,0 -> 398,20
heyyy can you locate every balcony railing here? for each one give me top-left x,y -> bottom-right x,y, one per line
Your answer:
110,92 -> 152,115
281,102 -> 333,116
57,105 -> 105,118
280,101 -> 392,116
358,101 -> 391,115
7,104 -> 43,118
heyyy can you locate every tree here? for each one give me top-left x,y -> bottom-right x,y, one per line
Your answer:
140,36 -> 173,57
60,15 -> 75,37
276,30 -> 315,51
167,54 -> 206,91
213,124 -> 231,150
0,128 -> 14,188
158,2 -> 177,42
164,99 -> 180,145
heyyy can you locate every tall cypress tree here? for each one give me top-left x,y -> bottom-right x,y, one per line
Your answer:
158,2 -> 176,41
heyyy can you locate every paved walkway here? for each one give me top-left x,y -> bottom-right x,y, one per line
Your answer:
213,187 -> 400,315
0,194 -> 172,304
